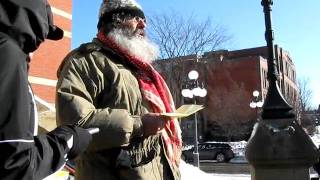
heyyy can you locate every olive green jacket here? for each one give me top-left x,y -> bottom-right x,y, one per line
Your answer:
56,39 -> 180,180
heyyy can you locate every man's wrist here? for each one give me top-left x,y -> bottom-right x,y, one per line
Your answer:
131,116 -> 143,137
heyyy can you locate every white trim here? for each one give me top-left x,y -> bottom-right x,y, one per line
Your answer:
63,30 -> 72,38
0,139 -> 34,143
28,76 -> 57,87
28,85 -> 39,135
50,7 -> 72,38
51,7 -> 72,20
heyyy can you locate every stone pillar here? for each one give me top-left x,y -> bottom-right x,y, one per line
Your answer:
246,118 -> 319,180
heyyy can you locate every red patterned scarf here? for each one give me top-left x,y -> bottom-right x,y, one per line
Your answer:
97,31 -> 182,166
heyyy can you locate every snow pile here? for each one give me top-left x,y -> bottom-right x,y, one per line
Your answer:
200,141 -> 248,157
228,141 -> 247,156
311,133 -> 320,148
180,160 -> 213,180
180,160 -> 250,180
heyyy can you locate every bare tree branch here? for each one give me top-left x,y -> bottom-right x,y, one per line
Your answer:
297,77 -> 313,111
293,77 -> 314,130
148,11 -> 232,59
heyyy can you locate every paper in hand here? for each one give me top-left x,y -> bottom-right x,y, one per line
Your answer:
160,104 -> 204,118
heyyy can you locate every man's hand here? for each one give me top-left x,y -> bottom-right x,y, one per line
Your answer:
141,113 -> 171,137
48,125 -> 92,159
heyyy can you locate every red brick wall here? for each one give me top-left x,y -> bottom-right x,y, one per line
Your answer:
204,58 -> 262,128
48,0 -> 72,12
29,1 -> 72,103
155,46 -> 297,140
31,85 -> 56,103
207,58 -> 261,93
29,38 -> 70,80
50,14 -> 72,32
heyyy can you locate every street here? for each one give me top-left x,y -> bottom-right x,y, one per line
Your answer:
183,159 -> 319,179
200,162 -> 250,174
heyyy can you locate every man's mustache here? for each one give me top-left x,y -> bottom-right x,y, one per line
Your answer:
134,29 -> 145,37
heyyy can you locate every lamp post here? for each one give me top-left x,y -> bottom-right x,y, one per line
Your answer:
245,1 -> 319,179
181,70 -> 207,167
249,90 -> 263,120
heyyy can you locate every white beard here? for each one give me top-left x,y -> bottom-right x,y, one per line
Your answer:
108,28 -> 159,63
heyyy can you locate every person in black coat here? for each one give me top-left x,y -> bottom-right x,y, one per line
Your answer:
0,1 -> 92,179
313,145 -> 320,177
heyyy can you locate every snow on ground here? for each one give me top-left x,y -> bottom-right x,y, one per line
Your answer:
180,141 -> 250,179
46,137 -> 319,180
180,135 -> 320,180
311,133 -> 320,148
208,174 -> 250,179
180,160 -> 250,180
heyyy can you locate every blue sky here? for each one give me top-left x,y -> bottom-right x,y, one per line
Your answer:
73,0 -> 320,108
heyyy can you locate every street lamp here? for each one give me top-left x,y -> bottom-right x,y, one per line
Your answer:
245,1 -> 319,179
249,90 -> 263,120
181,70 -> 207,167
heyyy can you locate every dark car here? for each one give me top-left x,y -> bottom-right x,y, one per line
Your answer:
182,142 -> 234,163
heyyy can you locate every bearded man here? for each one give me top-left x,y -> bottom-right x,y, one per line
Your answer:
55,0 -> 182,179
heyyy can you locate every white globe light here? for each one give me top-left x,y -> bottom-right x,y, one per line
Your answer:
256,101 -> 264,108
187,93 -> 194,98
188,90 -> 194,98
192,87 -> 202,96
249,102 -> 257,108
201,88 -> 208,97
253,90 -> 259,97
199,88 -> 207,97
181,89 -> 190,97
188,70 -> 199,80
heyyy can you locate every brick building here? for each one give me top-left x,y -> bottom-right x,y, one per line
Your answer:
29,0 -> 72,106
154,45 -> 298,143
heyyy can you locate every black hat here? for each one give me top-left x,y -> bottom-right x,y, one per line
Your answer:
46,3 -> 64,40
47,25 -> 64,40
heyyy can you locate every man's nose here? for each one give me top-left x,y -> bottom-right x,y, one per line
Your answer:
137,18 -> 146,29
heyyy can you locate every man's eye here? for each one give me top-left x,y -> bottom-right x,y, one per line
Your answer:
135,16 -> 146,23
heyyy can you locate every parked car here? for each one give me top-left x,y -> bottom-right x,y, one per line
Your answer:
182,142 -> 234,163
